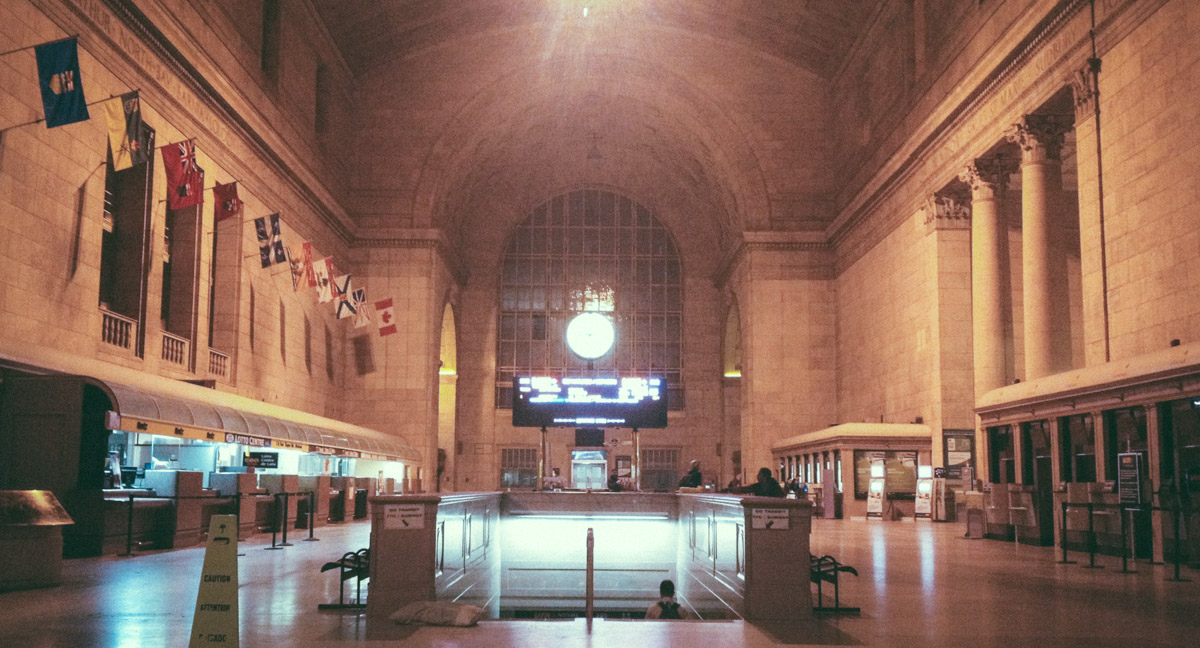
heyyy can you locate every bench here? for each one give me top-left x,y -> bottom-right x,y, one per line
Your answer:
318,548 -> 370,610
810,554 -> 859,614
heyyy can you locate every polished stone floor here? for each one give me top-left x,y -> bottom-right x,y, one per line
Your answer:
0,518 -> 1196,647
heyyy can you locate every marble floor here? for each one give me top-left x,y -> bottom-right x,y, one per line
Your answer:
0,518 -> 1197,647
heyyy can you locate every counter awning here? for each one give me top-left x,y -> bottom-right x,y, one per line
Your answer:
96,379 -> 417,463
772,423 -> 932,453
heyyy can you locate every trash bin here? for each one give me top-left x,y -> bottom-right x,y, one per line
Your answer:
0,491 -> 74,590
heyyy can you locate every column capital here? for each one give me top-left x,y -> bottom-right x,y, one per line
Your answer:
1070,63 -> 1099,122
922,194 -> 972,233
958,155 -> 1019,199
1005,114 -> 1069,163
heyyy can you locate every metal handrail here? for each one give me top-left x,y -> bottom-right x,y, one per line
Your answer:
585,527 -> 594,629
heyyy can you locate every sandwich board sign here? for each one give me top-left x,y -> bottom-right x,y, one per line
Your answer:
190,514 -> 239,647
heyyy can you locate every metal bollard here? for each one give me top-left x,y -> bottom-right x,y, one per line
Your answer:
585,528 -> 595,630
1083,502 -> 1103,569
1117,505 -> 1135,573
1167,507 -> 1190,582
1058,501 -> 1076,564
279,492 -> 293,547
265,493 -> 284,550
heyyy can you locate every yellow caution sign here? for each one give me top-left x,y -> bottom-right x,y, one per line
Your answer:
189,514 -> 239,647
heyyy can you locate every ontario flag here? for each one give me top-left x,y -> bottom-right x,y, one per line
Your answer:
102,92 -> 150,170
375,298 -> 398,337
253,213 -> 286,269
213,182 -> 243,223
162,139 -> 204,210
313,257 -> 334,303
35,37 -> 88,128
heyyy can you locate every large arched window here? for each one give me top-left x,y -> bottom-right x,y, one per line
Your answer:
496,189 -> 684,410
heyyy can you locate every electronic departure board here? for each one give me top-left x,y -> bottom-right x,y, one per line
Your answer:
513,376 -> 668,428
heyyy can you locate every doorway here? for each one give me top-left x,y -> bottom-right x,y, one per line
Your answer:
571,450 -> 607,490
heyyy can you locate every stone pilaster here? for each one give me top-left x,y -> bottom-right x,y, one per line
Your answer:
1007,115 -> 1073,380
960,155 -> 1019,398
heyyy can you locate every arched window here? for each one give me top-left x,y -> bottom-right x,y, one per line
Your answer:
496,189 -> 684,410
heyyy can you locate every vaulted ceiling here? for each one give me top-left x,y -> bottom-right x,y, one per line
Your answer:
312,0 -> 881,264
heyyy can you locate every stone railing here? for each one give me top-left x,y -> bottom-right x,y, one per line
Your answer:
161,332 -> 189,367
99,308 -> 137,350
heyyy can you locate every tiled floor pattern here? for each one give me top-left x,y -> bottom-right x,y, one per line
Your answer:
0,518 -> 1197,646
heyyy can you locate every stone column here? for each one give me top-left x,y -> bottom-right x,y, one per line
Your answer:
1007,115 -> 1073,379
960,157 -> 1019,398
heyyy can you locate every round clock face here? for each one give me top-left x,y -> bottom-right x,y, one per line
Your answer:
565,312 -> 615,359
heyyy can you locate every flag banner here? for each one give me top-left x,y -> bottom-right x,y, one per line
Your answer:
269,213 -> 285,264
375,298 -> 398,337
103,92 -> 149,170
213,182 -> 243,223
285,245 -> 306,291
253,213 -> 285,268
334,275 -> 354,318
162,139 -> 204,209
313,257 -> 333,303
332,273 -> 350,301
253,217 -> 271,268
352,289 -> 371,328
35,37 -> 89,128
301,241 -> 316,288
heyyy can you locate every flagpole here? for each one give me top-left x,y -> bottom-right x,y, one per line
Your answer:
0,34 -> 80,59
0,92 -> 123,134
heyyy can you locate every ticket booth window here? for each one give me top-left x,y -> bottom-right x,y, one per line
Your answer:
988,426 -> 1015,484
1058,414 -> 1096,482
1159,397 -> 1200,487
1103,407 -> 1147,479
1021,420 -> 1052,487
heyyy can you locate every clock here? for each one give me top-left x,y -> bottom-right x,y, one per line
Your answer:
565,312 -> 615,359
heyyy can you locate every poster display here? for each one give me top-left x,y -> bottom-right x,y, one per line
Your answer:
854,450 -> 918,499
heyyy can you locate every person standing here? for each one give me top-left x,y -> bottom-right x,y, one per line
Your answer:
645,579 -> 690,619
678,460 -> 702,488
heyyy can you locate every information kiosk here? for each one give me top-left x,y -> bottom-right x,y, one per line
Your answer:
866,461 -> 886,519
915,465 -> 933,519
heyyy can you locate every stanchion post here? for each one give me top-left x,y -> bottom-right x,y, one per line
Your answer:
1167,507 -> 1190,582
1083,502 -> 1103,569
233,492 -> 241,541
265,493 -> 283,550
1058,501 -> 1076,564
1117,505 -> 1134,573
304,491 -> 319,542
279,492 -> 293,547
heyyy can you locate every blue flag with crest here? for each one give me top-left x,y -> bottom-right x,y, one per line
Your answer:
35,37 -> 89,128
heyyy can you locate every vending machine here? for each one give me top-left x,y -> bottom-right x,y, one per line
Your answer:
866,460 -> 886,519
915,464 -> 933,519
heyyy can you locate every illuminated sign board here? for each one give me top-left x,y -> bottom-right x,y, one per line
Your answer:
512,376 -> 667,428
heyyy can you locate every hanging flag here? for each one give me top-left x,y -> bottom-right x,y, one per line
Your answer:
285,244 -> 307,291
352,289 -> 371,328
313,257 -> 333,303
213,182 -> 243,223
253,213 -> 285,268
35,37 -> 89,128
103,92 -> 150,170
301,242 -> 317,288
162,139 -> 204,209
334,275 -> 354,318
375,298 -> 398,337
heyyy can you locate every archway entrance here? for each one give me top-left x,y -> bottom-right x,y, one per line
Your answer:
437,302 -> 457,492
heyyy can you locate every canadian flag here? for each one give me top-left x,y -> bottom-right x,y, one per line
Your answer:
375,298 -> 398,337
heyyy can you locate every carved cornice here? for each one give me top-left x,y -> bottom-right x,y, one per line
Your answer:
959,155 -> 1020,199
353,231 -> 468,286
1070,62 -> 1100,122
713,233 -> 833,287
922,195 -> 972,233
1005,114 -> 1070,162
